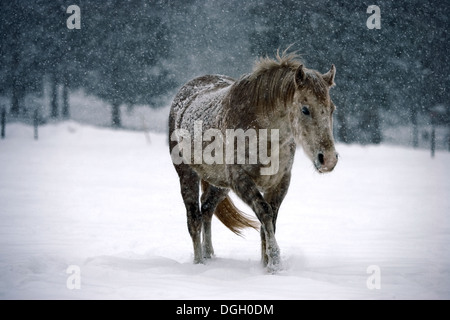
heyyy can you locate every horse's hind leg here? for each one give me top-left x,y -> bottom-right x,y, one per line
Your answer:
175,164 -> 203,264
201,181 -> 229,259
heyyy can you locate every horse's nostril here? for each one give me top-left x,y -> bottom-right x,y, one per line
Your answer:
318,153 -> 324,165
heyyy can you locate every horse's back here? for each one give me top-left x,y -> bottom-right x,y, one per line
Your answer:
169,75 -> 235,133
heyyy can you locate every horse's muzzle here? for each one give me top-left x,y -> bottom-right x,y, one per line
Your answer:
315,151 -> 338,173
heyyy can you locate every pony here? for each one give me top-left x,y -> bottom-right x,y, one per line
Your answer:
168,51 -> 338,272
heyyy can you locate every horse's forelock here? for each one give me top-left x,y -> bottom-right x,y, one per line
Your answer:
303,70 -> 330,103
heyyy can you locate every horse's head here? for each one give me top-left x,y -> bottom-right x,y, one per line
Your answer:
292,64 -> 338,173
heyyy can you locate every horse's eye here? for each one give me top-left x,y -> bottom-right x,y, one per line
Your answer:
301,106 -> 310,116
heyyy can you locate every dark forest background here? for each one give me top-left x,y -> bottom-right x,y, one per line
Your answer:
0,0 -> 449,146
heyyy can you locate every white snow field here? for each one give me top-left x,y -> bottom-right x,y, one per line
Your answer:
0,121 -> 449,300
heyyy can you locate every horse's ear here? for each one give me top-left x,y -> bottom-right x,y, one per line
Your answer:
295,65 -> 306,87
322,64 -> 336,87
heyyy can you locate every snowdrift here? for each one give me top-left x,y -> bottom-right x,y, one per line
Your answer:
0,122 -> 449,299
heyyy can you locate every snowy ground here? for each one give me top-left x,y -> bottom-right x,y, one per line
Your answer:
0,121 -> 449,300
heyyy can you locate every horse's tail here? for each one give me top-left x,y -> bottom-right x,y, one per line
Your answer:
201,180 -> 259,236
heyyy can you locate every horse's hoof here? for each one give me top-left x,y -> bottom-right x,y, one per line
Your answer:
266,263 -> 279,274
266,251 -> 281,273
193,257 -> 205,264
203,252 -> 215,260
261,255 -> 269,267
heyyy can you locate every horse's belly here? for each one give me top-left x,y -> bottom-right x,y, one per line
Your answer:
190,164 -> 229,187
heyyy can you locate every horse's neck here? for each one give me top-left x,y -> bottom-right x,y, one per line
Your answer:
270,106 -> 298,146
250,103 -> 298,147
221,86 -> 297,146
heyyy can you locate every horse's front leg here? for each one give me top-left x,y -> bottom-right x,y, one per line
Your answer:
262,172 -> 292,267
229,169 -> 280,272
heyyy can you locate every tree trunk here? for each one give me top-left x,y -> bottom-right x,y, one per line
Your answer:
11,81 -> 20,116
111,102 -> 121,128
33,109 -> 39,140
1,108 -> 5,139
370,109 -> 382,145
448,131 -> 450,152
430,125 -> 435,158
50,74 -> 58,119
411,105 -> 418,148
10,52 -> 20,116
62,83 -> 70,119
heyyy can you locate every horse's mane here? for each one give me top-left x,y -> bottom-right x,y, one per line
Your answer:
228,52 -> 301,116
227,51 -> 329,118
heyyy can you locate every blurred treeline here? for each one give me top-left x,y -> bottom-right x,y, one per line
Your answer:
0,0 -> 448,145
